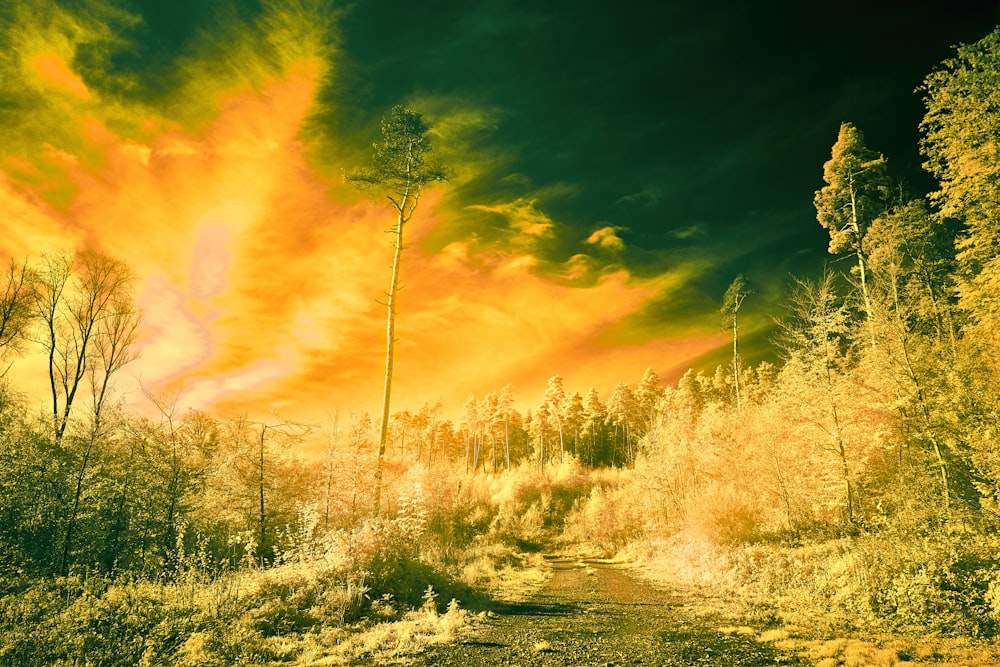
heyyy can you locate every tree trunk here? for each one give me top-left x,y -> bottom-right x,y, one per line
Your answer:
732,315 -> 741,410
258,426 -> 267,565
60,439 -> 94,575
504,418 -> 511,472
825,342 -> 855,524
374,199 -> 408,513
848,178 -> 878,349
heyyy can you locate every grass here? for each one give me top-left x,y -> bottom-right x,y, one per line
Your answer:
603,530 -> 1000,667
550,461 -> 1000,667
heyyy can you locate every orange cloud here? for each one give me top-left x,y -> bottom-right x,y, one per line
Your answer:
28,53 -> 91,100
2,56 -> 721,424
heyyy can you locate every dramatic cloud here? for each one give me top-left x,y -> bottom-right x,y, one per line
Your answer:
468,198 -> 555,241
5,0 -> 991,420
586,226 -> 628,251
0,0 -> 724,422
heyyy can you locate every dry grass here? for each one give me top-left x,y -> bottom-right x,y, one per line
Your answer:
299,597 -> 471,665
620,532 -> 1000,667
760,634 -> 1000,667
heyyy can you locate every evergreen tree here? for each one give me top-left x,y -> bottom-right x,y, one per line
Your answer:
635,367 -> 665,438
814,122 -> 892,348
720,276 -> 752,409
348,106 -> 447,512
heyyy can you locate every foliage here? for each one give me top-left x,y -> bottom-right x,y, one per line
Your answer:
921,27 -> 1000,333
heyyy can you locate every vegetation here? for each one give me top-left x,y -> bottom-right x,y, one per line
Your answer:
3,24 -> 1000,666
561,25 -> 1000,647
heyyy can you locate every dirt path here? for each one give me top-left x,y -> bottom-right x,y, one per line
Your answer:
413,556 -> 806,666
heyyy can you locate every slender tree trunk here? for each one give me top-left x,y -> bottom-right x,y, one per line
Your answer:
848,179 -> 878,349
104,472 -> 130,571
884,268 -> 952,515
60,439 -> 94,575
350,109 -> 443,513
770,442 -> 794,530
732,315 -> 741,410
324,416 -> 338,531
47,323 -> 59,443
504,418 -> 511,472
625,422 -> 633,465
464,428 -> 471,474
374,197 -> 409,513
831,406 -> 855,524
897,323 -> 951,514
257,425 -> 267,565
825,342 -> 854,524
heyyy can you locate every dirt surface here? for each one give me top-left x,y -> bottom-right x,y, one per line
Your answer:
412,556 -> 807,666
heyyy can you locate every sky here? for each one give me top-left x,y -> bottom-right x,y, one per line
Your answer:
2,0 -> 999,420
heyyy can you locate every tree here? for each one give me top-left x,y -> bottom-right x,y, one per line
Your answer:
0,258 -> 34,371
349,106 -> 446,513
563,391 -> 584,459
249,420 -> 309,564
32,251 -> 139,445
606,382 -> 638,465
461,395 -> 480,474
814,122 -> 891,348
866,199 -> 959,354
777,271 -> 861,523
581,387 -> 606,466
543,375 -> 567,463
920,27 -> 1000,337
720,276 -> 752,409
865,200 -> 977,516
480,392 -> 501,472
213,415 -> 310,566
31,252 -> 141,574
136,402 -> 216,571
497,384 -> 516,471
635,367 -> 664,439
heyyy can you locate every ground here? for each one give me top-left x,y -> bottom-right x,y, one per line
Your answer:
407,555 -> 806,666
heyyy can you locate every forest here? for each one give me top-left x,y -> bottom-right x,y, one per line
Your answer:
2,23 -> 1000,667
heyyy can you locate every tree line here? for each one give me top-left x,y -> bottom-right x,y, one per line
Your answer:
634,27 -> 1000,538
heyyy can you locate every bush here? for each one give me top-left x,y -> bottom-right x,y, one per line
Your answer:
864,531 -> 1000,637
0,576 -> 200,667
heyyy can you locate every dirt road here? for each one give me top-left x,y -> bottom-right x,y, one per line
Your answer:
414,556 -> 806,666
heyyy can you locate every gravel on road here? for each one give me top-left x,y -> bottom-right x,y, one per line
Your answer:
411,555 -> 807,666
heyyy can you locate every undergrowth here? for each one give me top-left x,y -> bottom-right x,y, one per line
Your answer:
562,464 -> 1000,642
0,460 -> 587,666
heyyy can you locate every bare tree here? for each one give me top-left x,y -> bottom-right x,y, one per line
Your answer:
32,251 -> 141,574
34,251 -> 139,445
0,257 -> 35,373
777,270 -> 858,523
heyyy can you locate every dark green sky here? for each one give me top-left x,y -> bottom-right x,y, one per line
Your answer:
3,0 -> 1000,413
34,0 -> 1000,306
332,0 -> 1000,327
